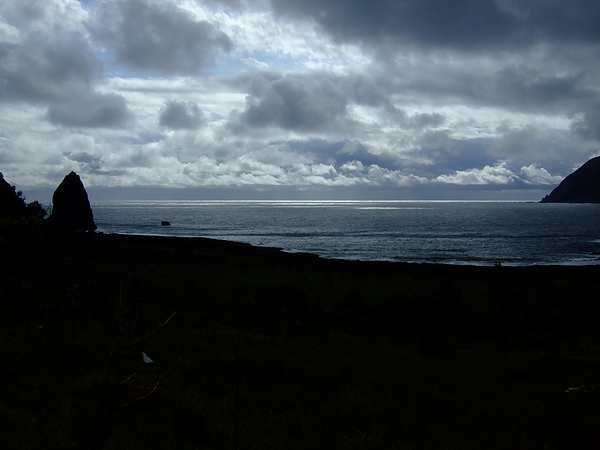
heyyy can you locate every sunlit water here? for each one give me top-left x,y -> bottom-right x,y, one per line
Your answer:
92,200 -> 600,266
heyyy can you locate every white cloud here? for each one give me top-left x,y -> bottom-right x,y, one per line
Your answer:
240,56 -> 269,69
434,163 -> 516,185
1,0 -> 599,200
519,164 -> 564,185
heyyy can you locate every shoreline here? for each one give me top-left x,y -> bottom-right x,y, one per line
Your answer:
92,200 -> 600,268
96,230 -> 600,268
3,228 -> 600,448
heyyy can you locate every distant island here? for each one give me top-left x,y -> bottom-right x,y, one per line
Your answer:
541,156 -> 600,203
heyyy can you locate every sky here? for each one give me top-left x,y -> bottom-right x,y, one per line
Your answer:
1,0 -> 600,202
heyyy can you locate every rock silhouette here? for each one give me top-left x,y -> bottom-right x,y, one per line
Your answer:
49,172 -> 96,231
0,172 -> 26,219
541,156 -> 600,203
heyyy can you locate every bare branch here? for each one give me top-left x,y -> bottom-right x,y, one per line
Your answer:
118,347 -> 191,409
126,311 -> 177,348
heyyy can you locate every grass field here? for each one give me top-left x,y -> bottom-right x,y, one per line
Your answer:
1,229 -> 600,449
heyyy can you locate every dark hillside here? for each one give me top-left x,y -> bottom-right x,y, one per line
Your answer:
1,232 -> 600,449
0,172 -> 26,218
542,156 -> 600,203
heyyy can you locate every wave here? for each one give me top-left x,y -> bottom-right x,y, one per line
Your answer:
93,201 -> 600,266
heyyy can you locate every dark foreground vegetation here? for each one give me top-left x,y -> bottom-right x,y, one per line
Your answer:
1,226 -> 600,449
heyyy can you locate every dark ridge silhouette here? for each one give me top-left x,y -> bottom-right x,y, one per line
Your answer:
0,172 -> 26,219
541,156 -> 600,203
48,171 -> 97,231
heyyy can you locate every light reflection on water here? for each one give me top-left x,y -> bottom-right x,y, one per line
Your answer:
92,200 -> 600,266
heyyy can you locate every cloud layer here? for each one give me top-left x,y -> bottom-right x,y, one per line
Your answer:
1,0 -> 599,200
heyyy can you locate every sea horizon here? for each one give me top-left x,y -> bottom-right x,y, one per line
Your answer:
91,200 -> 600,267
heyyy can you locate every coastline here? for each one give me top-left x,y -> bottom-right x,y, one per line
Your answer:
97,229 -> 600,267
63,232 -> 600,304
2,230 -> 600,448
92,200 -> 600,267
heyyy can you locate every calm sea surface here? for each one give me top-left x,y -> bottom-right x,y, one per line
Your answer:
92,200 -> 600,266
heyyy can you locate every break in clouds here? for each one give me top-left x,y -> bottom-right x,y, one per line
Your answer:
1,0 -> 599,199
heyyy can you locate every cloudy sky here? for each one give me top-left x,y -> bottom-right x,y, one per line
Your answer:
1,0 -> 600,202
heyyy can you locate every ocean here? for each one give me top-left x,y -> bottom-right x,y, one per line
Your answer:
92,200 -> 600,266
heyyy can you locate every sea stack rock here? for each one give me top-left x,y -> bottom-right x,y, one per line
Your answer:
0,172 -> 26,219
49,172 -> 97,231
541,156 -> 600,203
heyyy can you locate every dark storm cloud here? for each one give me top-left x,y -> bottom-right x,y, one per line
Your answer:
407,113 -> 446,130
203,0 -> 245,9
236,73 -> 349,131
330,141 -> 400,169
339,73 -> 395,109
472,67 -> 591,113
572,103 -> 600,142
266,0 -> 600,135
92,0 -> 232,76
0,31 -> 102,103
420,135 -> 496,173
366,54 -> 598,130
65,151 -> 102,171
47,92 -> 132,128
0,25 -> 134,129
270,0 -> 600,52
159,101 -> 205,129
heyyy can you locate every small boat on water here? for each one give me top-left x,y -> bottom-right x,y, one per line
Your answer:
161,221 -> 171,226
